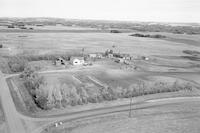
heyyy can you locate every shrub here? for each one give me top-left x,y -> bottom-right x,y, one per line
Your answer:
35,95 -> 48,110
69,86 -> 80,106
52,84 -> 62,108
150,34 -> 166,38
183,50 -> 200,56
77,86 -> 89,104
110,30 -> 121,33
101,87 -> 113,101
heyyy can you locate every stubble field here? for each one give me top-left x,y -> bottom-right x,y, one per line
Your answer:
0,32 -> 199,56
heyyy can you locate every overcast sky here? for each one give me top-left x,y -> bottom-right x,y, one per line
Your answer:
0,0 -> 200,23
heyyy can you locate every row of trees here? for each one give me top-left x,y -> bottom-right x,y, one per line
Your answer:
130,33 -> 166,38
24,78 -> 193,110
21,66 -> 46,109
5,51 -> 83,73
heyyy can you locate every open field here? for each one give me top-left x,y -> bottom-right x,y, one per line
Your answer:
0,32 -> 199,56
0,31 -> 200,74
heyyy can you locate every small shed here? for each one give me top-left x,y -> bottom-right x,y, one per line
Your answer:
141,56 -> 149,61
70,57 -> 85,65
115,58 -> 124,63
97,53 -> 103,59
121,54 -> 131,60
107,53 -> 113,58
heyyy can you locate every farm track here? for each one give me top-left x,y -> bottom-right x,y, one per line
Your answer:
1,70 -> 200,133
71,75 -> 82,84
87,76 -> 108,88
72,74 -> 104,88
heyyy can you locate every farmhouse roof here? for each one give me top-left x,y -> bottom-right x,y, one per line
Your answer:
89,53 -> 97,55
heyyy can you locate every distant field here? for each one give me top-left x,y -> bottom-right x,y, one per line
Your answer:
0,32 -> 199,56
0,25 -> 104,33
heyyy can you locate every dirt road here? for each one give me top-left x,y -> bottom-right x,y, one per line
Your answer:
0,72 -> 26,133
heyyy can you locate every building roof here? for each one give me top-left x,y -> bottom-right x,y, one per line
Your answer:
89,53 -> 97,56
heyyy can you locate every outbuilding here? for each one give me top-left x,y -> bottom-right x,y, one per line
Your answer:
121,54 -> 131,60
115,58 -> 124,63
107,53 -> 113,58
96,53 -> 103,59
88,53 -> 103,59
55,57 -> 66,66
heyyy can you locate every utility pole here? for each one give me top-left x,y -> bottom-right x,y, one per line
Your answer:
82,47 -> 85,56
129,94 -> 133,118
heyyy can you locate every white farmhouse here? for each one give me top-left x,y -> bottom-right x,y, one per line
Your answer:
70,57 -> 85,65
88,54 -> 97,58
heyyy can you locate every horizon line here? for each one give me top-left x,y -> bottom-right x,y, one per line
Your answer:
0,16 -> 200,24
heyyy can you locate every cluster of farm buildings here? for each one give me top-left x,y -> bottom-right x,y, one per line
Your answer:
54,49 -> 149,67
